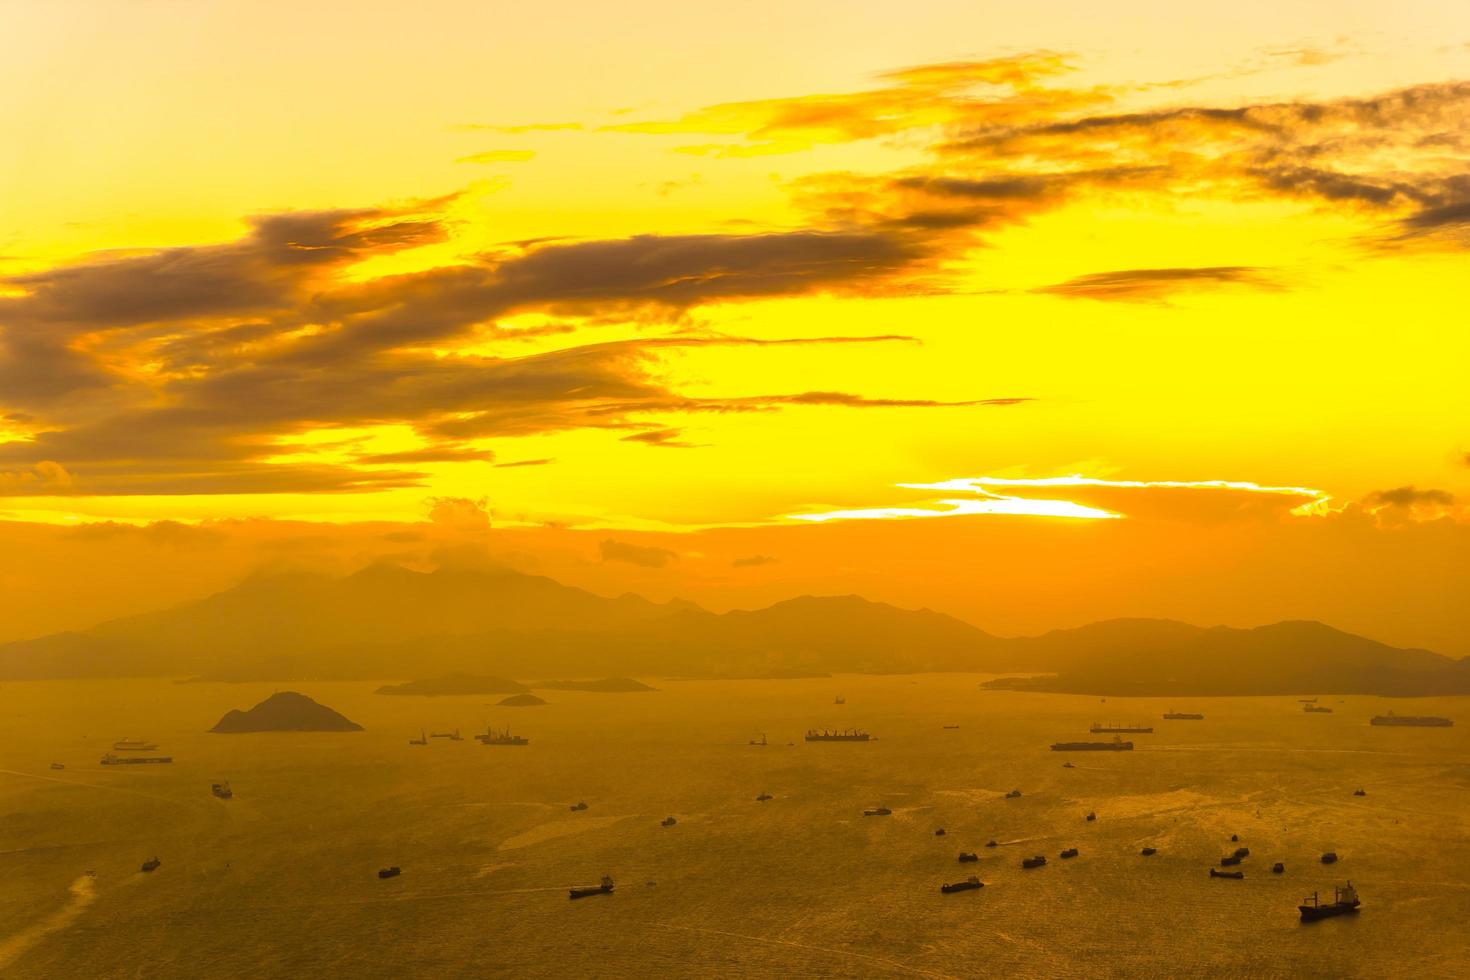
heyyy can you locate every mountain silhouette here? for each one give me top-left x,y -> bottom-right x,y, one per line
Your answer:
209,691 -> 363,733
0,565 -> 1463,695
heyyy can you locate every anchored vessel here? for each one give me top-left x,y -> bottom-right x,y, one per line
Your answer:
408,729 -> 428,745
940,876 -> 983,894
570,801 -> 589,811
477,727 -> 529,745
1090,723 -> 1154,734
749,734 -> 767,745
1211,869 -> 1244,879
378,867 -> 401,879
1051,736 -> 1133,751
1300,882 -> 1360,921
430,729 -> 463,740
1371,712 -> 1452,727
1022,855 -> 1047,869
101,753 -> 172,765
50,762 -> 65,770
863,807 -> 892,816
141,857 -> 161,872
570,875 -> 615,899
1163,712 -> 1204,720
805,728 -> 870,742
1304,704 -> 1333,714
113,738 -> 159,751
211,781 -> 233,799
1060,848 -> 1079,859
958,852 -> 978,863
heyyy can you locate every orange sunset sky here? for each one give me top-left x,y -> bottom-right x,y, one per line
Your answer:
1,1 -> 1467,654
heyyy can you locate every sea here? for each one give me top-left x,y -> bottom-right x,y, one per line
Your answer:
2,676 -> 1468,978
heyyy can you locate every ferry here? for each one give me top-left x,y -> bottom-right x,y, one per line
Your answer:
570,875 -> 614,899
1300,882 -> 1360,921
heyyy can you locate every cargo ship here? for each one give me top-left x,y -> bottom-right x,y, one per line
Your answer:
113,738 -> 159,751
805,728 -> 871,742
1051,736 -> 1133,751
1090,723 -> 1154,734
1163,712 -> 1204,720
101,753 -> 172,765
1299,882 -> 1359,921
476,727 -> 529,745
1370,712 -> 1452,727
940,876 -> 983,894
569,875 -> 614,899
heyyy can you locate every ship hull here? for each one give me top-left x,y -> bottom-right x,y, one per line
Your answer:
1299,903 -> 1358,921
1051,742 -> 1133,751
1371,717 -> 1452,727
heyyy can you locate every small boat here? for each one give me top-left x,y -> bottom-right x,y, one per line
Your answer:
1321,851 -> 1338,864
1022,855 -> 1047,869
985,840 -> 998,848
863,807 -> 892,817
1141,847 -> 1157,856
834,696 -> 846,705
935,828 -> 946,836
1299,882 -> 1360,921
1059,847 -> 1079,859
1005,789 -> 1021,799
408,729 -> 427,745
756,793 -> 773,802
1353,789 -> 1366,797
378,867 -> 401,879
957,852 -> 978,863
141,857 -> 161,873
940,875 -> 983,894
1061,762 -> 1075,768
661,816 -> 677,827
1273,863 -> 1286,874
749,734 -> 767,746
1085,811 -> 1096,822
1220,854 -> 1242,866
1210,869 -> 1244,879
211,781 -> 233,799
569,875 -> 615,899
570,801 -> 589,811
50,762 -> 65,771
1234,847 -> 1250,858
1230,834 -> 1239,842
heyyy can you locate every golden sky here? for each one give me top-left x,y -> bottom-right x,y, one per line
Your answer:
1,1 -> 1468,649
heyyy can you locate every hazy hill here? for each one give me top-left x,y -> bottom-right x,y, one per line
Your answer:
209,691 -> 363,733
0,566 -> 1464,695
985,618 -> 1466,696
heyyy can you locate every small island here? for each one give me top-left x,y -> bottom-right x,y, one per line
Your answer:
209,691 -> 364,733
531,677 -> 657,693
497,693 -> 548,707
376,673 -> 528,697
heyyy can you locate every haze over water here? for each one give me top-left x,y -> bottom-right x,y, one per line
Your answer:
4,677 -> 1467,978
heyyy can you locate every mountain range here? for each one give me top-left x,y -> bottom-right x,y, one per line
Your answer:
1,563 -> 1465,696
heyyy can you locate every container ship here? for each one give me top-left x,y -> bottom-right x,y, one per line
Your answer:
101,753 -> 172,765
1090,723 -> 1154,734
805,728 -> 871,742
1163,712 -> 1204,720
477,727 -> 529,745
1370,713 -> 1452,727
1051,736 -> 1133,751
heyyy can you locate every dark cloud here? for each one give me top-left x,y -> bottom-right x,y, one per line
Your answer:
621,428 -> 702,449
494,458 -> 555,468
358,446 -> 496,464
1368,486 -> 1456,508
1036,266 -> 1279,302
599,538 -> 677,567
